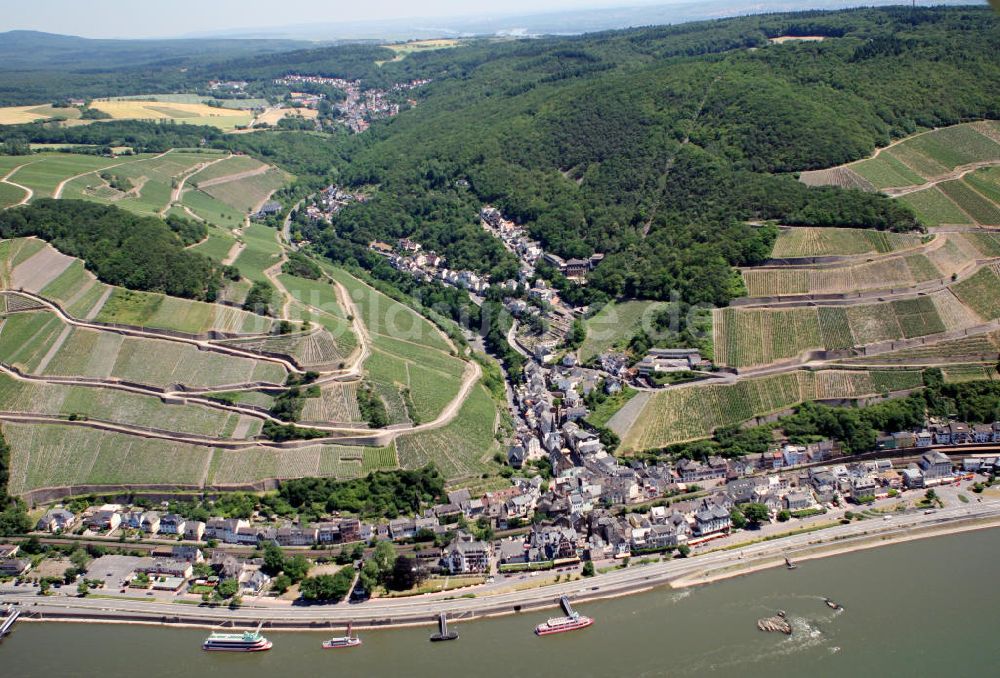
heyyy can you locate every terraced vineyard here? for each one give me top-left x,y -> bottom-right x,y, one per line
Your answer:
301,382 -> 364,425
207,443 -> 396,485
0,309 -> 286,387
839,333 -> 1000,365
713,307 -> 823,368
200,168 -> 290,214
217,329 -> 349,371
951,264 -> 1000,321
941,365 -> 1000,384
395,383 -> 501,482
580,300 -> 663,361
769,227 -> 923,258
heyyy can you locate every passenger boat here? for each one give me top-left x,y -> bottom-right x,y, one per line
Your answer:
203,624 -> 272,652
534,612 -> 594,636
323,623 -> 362,649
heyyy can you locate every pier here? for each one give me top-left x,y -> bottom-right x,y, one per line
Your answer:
0,606 -> 21,639
559,596 -> 575,617
429,612 -> 458,642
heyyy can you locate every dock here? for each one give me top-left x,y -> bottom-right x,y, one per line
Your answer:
559,596 -> 575,617
0,606 -> 21,639
430,612 -> 458,642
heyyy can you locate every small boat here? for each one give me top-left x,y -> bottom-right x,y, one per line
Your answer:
824,597 -> 842,610
430,612 -> 459,642
323,623 -> 362,649
203,623 -> 272,652
534,612 -> 594,636
785,557 -> 797,570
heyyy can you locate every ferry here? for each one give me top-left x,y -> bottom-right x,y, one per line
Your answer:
202,626 -> 272,652
534,612 -> 594,636
323,623 -> 362,649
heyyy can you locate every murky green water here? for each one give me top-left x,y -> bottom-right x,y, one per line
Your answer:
5,529 -> 999,677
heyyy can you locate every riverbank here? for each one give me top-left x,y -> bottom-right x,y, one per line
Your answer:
6,501 -> 999,632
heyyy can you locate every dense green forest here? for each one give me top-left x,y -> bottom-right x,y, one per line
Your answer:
304,6 -> 996,306
0,200 -> 233,300
278,466 -> 446,519
2,7 -> 998,308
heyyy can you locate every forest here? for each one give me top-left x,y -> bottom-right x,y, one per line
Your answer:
0,200 -> 232,300
278,466 -> 446,519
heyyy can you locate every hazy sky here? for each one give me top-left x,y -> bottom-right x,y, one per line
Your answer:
1,0 -> 679,38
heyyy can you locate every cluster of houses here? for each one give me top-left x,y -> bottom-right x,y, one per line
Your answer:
273,74 -> 429,133
481,206 -> 604,282
369,237 -> 498,296
0,543 -> 31,577
304,184 -> 368,223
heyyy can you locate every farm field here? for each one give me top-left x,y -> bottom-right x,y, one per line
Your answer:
950,264 -> 1000,321
88,100 -> 252,130
742,254 -> 944,297
181,188 -> 245,227
200,168 -> 290,214
0,104 -> 82,125
799,122 -> 1000,191
94,287 -> 272,336
580,300 -> 663,362
940,365 -> 1000,384
324,265 -> 453,353
233,223 -> 283,283
190,224 -> 238,262
713,306 -> 823,368
206,443 -> 396,485
2,423 -> 214,495
769,227 -> 923,258
217,328 -> 351,371
395,382 -> 501,482
4,153 -> 150,199
188,155 -> 266,186
0,372 -> 258,439
0,182 -> 26,208
300,382 -> 363,424
619,368 -> 927,451
899,186 -> 973,227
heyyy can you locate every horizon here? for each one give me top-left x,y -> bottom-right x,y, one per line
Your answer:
0,0 -> 987,40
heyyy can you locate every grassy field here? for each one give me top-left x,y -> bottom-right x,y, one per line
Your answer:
770,227 -> 923,258
190,224 -> 238,262
900,186 -> 974,227
580,300 -> 663,361
325,266 -> 453,353
94,287 -> 272,335
233,223 -> 283,283
951,265 -> 1000,321
188,155 -> 266,186
0,182 -> 27,208
395,382 -> 501,482
0,104 -> 82,125
88,100 -> 252,130
4,153 -> 148,199
200,168 -> 290,213
181,188 -> 245,227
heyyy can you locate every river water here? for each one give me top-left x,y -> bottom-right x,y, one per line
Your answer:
5,529 -> 999,677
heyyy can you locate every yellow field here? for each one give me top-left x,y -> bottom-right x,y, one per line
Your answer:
89,100 -> 252,130
255,107 -> 319,126
385,39 -> 460,53
0,104 -> 82,125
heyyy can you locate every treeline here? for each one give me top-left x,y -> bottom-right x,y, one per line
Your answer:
278,466 -> 446,520
0,427 -> 31,536
664,369 -> 1000,460
0,200 -> 233,301
311,6 -> 995,307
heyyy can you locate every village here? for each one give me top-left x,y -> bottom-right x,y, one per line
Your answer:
273,74 -> 431,133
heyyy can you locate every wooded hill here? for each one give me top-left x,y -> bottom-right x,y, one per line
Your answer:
308,6 -> 999,306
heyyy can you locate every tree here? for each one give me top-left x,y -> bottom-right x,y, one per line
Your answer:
214,578 -> 239,600
388,556 -> 421,591
300,568 -> 354,602
282,554 -> 311,583
77,580 -> 89,597
742,503 -> 771,528
777,510 -> 791,522
676,544 -> 691,558
262,542 -> 285,576
271,574 -> 292,595
581,561 -> 595,577
372,540 -> 396,575
729,507 -> 748,530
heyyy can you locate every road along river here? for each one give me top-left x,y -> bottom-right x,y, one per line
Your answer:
3,526 -> 999,677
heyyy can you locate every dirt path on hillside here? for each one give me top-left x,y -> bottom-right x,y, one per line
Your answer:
883,160 -> 1000,197
51,149 -> 173,200
164,154 -> 231,215
194,164 -> 270,189
2,161 -> 36,206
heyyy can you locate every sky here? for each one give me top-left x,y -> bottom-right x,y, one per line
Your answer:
0,0 -> 680,39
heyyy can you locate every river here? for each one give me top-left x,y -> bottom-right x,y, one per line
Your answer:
4,528 -> 998,677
